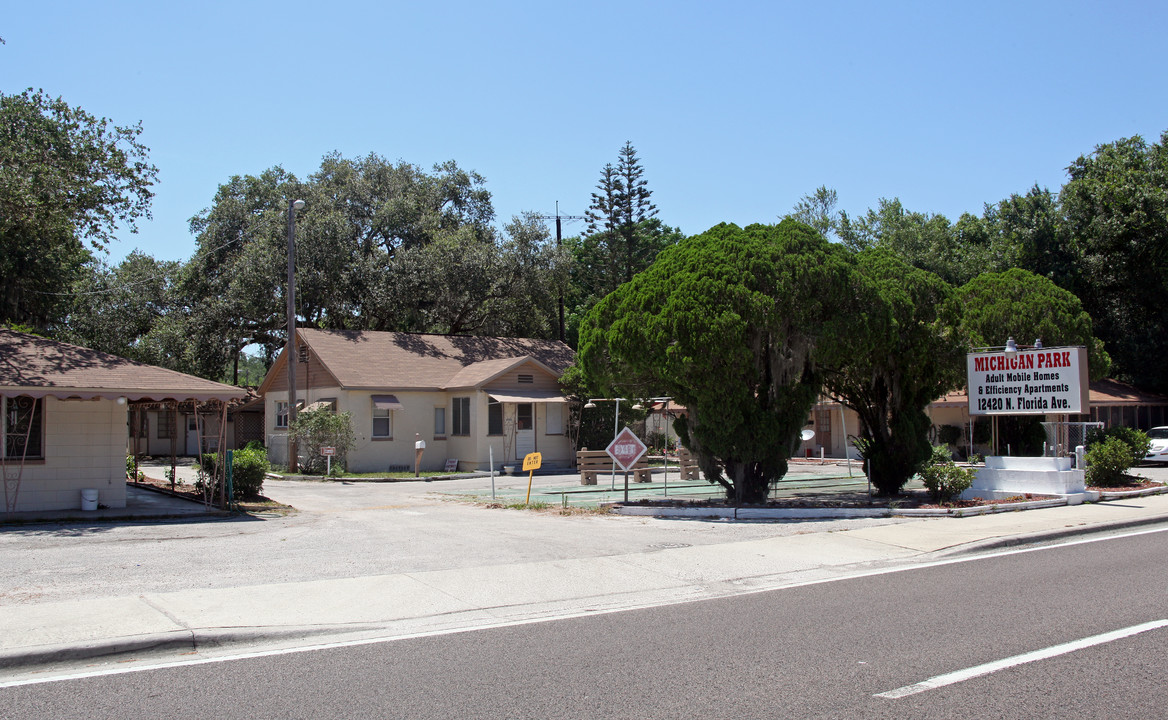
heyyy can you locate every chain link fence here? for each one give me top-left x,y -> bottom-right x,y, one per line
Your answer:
1040,421 -> 1102,457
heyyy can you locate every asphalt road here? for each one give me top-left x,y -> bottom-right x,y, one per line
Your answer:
0,471 -> 909,606
5,527 -> 1165,719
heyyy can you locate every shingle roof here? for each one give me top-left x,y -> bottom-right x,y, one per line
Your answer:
294,329 -> 574,390
0,329 -> 247,401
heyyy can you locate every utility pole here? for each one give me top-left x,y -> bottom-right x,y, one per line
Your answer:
534,202 -> 584,342
286,198 -> 305,473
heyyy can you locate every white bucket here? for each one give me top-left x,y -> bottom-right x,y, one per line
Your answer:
80,489 -> 99,511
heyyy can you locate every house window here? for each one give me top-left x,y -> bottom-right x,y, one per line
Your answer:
518,374 -> 534,384
516,404 -> 533,431
545,404 -> 564,435
275,401 -> 289,429
488,400 -> 503,435
372,404 -> 392,439
452,397 -> 471,436
434,407 -> 446,437
3,396 -> 44,460
158,409 -> 176,439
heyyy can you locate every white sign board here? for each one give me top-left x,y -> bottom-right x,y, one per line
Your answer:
967,346 -> 1089,415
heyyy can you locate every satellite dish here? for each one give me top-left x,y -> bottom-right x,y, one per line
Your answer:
800,429 -> 816,442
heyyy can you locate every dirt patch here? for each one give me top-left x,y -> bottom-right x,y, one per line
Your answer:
1086,478 -> 1163,492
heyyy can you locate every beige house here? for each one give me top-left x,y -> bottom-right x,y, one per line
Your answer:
258,329 -> 575,473
1,329 -> 246,513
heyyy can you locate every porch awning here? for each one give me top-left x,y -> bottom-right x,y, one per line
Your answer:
372,394 -> 404,410
486,389 -> 568,404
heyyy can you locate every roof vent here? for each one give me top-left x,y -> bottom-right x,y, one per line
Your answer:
518,374 -> 534,384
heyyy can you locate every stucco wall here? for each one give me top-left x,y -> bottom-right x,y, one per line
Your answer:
265,387 -> 573,473
8,397 -> 127,512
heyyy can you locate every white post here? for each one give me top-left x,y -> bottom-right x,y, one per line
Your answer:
610,398 -> 620,490
840,404 -> 852,478
490,446 -> 496,501
663,406 -> 670,497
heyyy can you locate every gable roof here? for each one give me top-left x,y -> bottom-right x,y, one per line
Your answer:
446,356 -> 559,389
260,329 -> 575,393
0,329 -> 247,402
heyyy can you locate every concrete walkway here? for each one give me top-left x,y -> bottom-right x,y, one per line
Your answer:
3,482 -> 1168,683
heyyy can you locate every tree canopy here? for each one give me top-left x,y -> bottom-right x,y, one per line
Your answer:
956,268 -> 1111,379
0,89 -> 157,328
1061,131 -> 1168,392
578,220 -> 864,503
824,248 -> 966,494
169,153 -> 566,378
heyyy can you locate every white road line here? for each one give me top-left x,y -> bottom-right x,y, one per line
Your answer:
5,525 -> 1168,689
876,619 -> 1168,699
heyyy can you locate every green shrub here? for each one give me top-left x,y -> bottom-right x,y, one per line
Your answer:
290,409 -> 356,475
1086,437 -> 1137,487
919,460 -> 977,503
231,446 -> 269,498
929,444 -> 953,465
1086,427 -> 1150,466
936,424 -> 962,447
198,448 -> 269,499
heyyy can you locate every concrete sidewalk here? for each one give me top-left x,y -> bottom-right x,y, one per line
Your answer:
4,491 -> 1168,682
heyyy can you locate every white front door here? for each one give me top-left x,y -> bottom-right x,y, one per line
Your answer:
515,403 -> 535,459
186,415 -> 199,456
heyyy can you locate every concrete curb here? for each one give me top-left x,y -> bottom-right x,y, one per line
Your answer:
607,497 -> 1070,520
939,512 -> 1168,556
0,624 -> 378,672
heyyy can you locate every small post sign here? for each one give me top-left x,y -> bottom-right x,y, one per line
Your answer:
523,452 -> 542,504
321,446 -> 336,475
606,427 -> 648,470
606,427 -> 648,503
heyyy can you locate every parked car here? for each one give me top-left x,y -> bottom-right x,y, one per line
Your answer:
1146,427 -> 1168,463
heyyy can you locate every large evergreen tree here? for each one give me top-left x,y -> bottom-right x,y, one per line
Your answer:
579,220 -> 866,504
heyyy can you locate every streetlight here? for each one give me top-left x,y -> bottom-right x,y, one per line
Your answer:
286,198 -> 305,472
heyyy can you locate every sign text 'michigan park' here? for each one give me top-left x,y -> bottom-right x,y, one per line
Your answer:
967,346 -> 1090,415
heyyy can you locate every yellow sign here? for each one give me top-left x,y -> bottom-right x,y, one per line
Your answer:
522,452 -> 542,472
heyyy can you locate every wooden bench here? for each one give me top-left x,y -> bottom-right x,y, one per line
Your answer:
577,449 -> 653,485
677,447 -> 701,481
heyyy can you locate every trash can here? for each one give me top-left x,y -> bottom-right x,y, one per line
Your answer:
81,489 -> 99,511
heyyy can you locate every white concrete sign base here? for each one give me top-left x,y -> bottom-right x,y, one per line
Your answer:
961,455 -> 1088,504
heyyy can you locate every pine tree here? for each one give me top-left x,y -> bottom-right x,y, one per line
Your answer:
582,142 -> 659,287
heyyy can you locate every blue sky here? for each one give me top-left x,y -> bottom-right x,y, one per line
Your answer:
5,0 -> 1167,264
